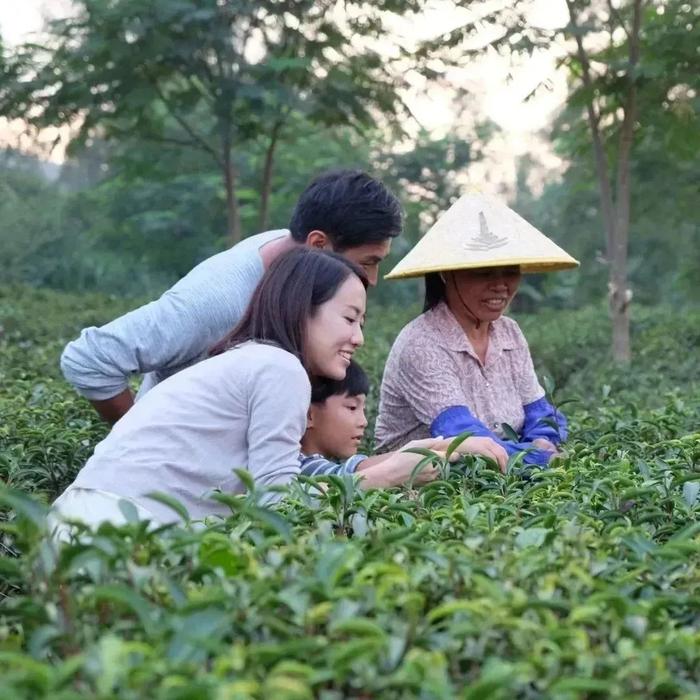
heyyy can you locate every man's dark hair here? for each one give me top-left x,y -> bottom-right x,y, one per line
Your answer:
211,248 -> 368,371
311,359 -> 370,404
289,169 -> 403,250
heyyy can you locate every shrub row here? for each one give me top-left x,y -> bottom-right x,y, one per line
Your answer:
1,286 -> 698,698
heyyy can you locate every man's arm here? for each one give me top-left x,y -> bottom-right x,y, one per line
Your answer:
91,388 -> 135,425
60,242 -> 265,421
60,297 -> 212,416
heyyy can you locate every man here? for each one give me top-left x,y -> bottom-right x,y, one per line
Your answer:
61,169 -> 402,424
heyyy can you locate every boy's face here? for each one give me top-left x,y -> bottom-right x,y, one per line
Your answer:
305,392 -> 368,459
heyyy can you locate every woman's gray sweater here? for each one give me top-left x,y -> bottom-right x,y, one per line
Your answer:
69,342 -> 310,523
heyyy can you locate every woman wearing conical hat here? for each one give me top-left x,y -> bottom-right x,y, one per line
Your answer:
375,194 -> 579,468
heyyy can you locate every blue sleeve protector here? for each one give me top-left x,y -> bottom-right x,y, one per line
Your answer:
430,405 -> 553,468
521,397 -> 568,444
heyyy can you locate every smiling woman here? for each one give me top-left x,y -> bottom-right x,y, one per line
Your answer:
375,194 -> 579,469
48,248 -> 367,539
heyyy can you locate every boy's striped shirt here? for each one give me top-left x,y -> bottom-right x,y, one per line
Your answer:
299,453 -> 367,477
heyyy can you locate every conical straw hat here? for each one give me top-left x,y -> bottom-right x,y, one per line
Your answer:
385,193 -> 579,279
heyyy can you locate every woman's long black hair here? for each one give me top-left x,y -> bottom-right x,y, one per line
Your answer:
211,248 -> 367,367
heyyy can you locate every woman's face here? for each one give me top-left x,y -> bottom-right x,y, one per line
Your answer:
448,266 -> 521,322
305,274 -> 366,380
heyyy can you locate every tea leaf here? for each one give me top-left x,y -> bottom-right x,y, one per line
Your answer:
500,423 -> 520,443
144,491 -> 190,523
682,480 -> 699,507
514,527 -> 548,549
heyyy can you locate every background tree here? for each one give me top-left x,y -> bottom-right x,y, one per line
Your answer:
0,0 -> 422,243
564,0 -> 642,363
416,0 -> 699,362
0,119 -> 379,297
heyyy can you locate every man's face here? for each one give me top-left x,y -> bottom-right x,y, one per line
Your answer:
337,239 -> 392,287
306,392 -> 368,459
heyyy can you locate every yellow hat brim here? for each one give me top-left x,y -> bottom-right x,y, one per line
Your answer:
385,193 -> 580,280
385,257 -> 579,279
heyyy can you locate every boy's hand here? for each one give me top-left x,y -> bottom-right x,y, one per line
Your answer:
408,456 -> 441,485
401,437 -> 449,452
422,436 -> 508,473
402,436 -> 508,474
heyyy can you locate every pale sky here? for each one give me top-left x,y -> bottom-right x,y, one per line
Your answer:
0,0 -> 571,194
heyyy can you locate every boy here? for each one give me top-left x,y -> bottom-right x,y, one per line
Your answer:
300,361 -> 508,487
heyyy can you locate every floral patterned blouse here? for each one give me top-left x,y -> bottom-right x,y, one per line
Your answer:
375,301 -> 545,452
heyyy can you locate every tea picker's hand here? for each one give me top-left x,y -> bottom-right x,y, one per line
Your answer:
532,437 -> 559,454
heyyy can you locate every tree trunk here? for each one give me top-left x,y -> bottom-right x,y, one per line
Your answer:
609,253 -> 631,362
223,153 -> 242,245
608,0 -> 642,364
259,121 -> 282,232
566,0 -> 642,364
566,0 -> 617,261
609,124 -> 633,364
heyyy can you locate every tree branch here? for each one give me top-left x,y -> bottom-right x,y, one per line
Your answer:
143,72 -> 223,168
105,121 -> 202,151
259,117 -> 285,230
606,0 -> 632,41
144,134 -> 211,150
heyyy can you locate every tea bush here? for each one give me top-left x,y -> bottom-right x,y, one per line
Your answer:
1,285 -> 698,699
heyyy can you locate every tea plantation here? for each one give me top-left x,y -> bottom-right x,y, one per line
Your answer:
1,285 -> 699,699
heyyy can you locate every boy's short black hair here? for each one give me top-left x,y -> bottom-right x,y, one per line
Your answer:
311,359 -> 370,404
289,169 -> 402,250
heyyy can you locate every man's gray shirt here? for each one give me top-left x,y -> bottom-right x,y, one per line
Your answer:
60,229 -> 287,400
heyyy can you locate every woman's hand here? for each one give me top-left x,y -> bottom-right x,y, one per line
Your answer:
532,437 -> 559,454
452,436 -> 508,473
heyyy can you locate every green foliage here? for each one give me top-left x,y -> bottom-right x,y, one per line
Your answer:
0,122 -> 375,296
1,0 -> 697,321
513,136 -> 699,308
0,151 -> 67,287
0,149 -> 177,296
416,0 -> 699,360
1,287 -> 698,697
369,127 -> 489,307
0,0 -> 424,239
0,117 -> 491,302
512,0 -> 700,309
0,0 -> 417,145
